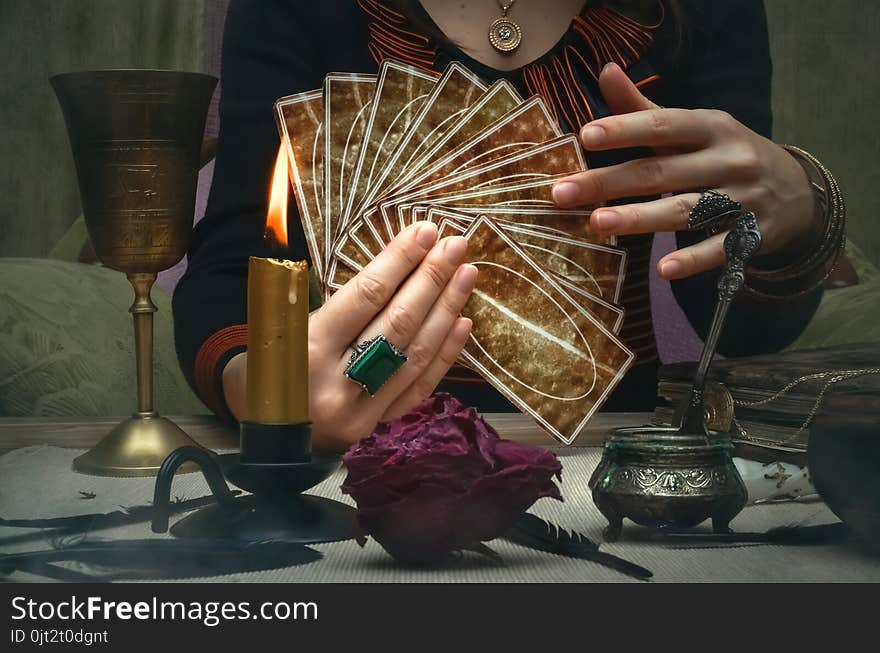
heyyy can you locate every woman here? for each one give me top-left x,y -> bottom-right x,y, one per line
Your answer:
174,0 -> 843,450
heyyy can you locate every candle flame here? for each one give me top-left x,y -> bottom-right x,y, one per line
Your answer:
266,144 -> 289,247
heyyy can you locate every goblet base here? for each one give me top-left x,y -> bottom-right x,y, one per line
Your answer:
72,412 -> 202,477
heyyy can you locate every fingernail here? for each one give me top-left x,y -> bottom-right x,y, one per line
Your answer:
580,124 -> 605,148
660,259 -> 684,278
458,317 -> 473,334
594,210 -> 621,231
552,181 -> 580,207
416,222 -> 438,248
455,264 -> 478,292
602,62 -> 619,75
443,236 -> 468,263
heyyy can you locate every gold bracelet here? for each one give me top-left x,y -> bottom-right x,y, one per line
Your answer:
743,145 -> 846,299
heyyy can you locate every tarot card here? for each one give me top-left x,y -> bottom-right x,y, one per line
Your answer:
387,96 -> 562,201
435,216 -> 467,239
379,134 -> 587,238
333,218 -> 375,271
324,258 -> 356,298
381,79 -> 523,197
431,206 -> 616,246
459,217 -> 634,445
324,73 -> 376,267
328,209 -> 389,266
363,207 -> 394,250
552,274 -> 626,334
497,224 -> 627,304
360,62 -> 489,210
427,208 -> 625,332
275,89 -> 325,280
326,217 -> 373,293
340,61 -> 439,238
326,216 -> 388,291
394,177 -> 568,226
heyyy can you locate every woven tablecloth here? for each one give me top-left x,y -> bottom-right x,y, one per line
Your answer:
2,446 -> 878,582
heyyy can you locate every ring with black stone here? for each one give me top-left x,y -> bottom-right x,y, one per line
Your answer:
344,334 -> 408,396
687,190 -> 743,235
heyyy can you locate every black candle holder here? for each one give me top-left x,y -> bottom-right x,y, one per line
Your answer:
151,423 -> 357,544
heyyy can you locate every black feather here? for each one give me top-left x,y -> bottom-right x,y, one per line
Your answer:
503,513 -> 653,580
0,493 -> 234,532
460,541 -> 505,564
0,539 -> 322,581
0,493 -> 241,551
657,521 -> 848,548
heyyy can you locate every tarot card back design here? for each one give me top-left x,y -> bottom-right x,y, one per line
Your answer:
276,89 -> 325,279
324,73 -> 376,268
341,61 -> 439,234
379,135 -> 587,238
459,218 -> 634,444
391,96 -> 562,199
365,62 -> 489,205
428,208 -> 625,332
382,79 -> 523,197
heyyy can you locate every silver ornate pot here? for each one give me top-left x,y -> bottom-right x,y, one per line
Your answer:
589,427 -> 747,541
588,214 -> 759,541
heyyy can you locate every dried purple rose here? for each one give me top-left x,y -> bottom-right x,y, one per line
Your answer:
341,394 -> 562,565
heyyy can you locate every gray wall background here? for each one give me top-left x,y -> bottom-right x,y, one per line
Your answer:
1,1 -> 878,266
0,0 -> 205,258
766,1 -> 880,266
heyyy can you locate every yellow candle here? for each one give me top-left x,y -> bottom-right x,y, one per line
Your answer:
245,256 -> 310,424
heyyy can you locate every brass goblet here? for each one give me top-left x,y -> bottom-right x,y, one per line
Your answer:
52,70 -> 218,476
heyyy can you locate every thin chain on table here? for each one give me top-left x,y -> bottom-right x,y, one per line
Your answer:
733,367 -> 880,444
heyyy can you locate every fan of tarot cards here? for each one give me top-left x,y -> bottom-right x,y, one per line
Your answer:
275,59 -> 635,445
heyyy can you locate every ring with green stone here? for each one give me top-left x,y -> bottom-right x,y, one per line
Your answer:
344,334 -> 408,396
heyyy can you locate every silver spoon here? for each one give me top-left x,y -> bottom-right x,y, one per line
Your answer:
677,211 -> 763,439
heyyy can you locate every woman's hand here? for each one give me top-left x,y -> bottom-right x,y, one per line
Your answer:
223,221 -> 477,451
552,63 -> 819,280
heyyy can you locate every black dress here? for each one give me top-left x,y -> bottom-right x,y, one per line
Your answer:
173,0 -> 821,419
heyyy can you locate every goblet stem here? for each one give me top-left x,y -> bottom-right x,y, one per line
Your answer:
127,272 -> 158,415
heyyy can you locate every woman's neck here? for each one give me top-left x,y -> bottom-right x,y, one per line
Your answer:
418,0 -> 587,71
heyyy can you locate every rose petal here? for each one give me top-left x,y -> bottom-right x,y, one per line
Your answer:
356,483 -> 462,565
340,394 -> 564,564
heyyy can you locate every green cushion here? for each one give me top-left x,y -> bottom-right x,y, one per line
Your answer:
788,242 -> 880,351
0,258 -> 207,417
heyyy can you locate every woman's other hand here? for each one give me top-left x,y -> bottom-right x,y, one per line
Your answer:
223,221 -> 477,451
552,63 -> 818,280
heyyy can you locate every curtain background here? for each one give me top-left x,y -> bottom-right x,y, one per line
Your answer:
1,0 -> 878,266
0,0 -> 205,258
766,0 -> 880,266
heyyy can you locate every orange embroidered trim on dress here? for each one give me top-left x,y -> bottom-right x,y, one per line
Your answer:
194,324 -> 249,419
358,0 -> 437,71
636,73 -> 661,88
357,1 -> 664,128
522,5 -> 664,127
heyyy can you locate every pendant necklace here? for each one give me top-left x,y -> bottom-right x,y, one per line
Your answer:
488,0 -> 523,53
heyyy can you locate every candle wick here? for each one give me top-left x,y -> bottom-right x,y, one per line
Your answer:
264,234 -> 286,261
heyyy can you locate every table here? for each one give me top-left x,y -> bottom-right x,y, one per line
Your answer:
2,414 -> 879,582
0,412 -> 646,455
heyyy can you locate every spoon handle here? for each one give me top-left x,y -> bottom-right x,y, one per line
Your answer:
678,212 -> 763,436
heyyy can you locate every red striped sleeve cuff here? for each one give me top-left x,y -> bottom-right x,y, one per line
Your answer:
193,324 -> 249,420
